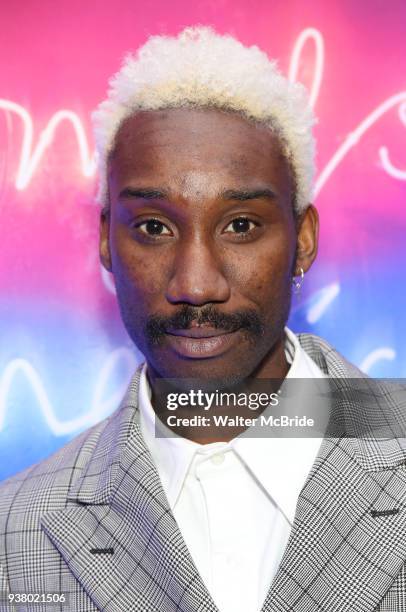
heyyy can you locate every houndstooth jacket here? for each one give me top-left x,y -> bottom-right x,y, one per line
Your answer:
1,333 -> 406,612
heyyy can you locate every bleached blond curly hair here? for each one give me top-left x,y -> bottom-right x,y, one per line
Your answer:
92,26 -> 316,214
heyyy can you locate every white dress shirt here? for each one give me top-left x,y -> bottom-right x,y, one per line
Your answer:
138,327 -> 326,612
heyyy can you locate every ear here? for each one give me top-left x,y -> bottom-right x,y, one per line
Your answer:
99,208 -> 112,272
294,204 -> 319,275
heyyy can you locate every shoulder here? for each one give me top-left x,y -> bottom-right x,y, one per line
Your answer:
296,331 -> 367,378
0,365 -> 144,530
0,414 -> 111,532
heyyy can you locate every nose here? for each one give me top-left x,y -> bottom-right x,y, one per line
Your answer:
165,237 -> 231,306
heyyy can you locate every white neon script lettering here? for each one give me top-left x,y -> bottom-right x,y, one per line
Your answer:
0,348 -> 136,435
288,27 -> 324,108
314,93 -> 406,197
378,101 -> 406,180
0,100 -> 95,189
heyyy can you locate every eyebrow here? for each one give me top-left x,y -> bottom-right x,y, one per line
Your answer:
222,188 -> 277,201
119,187 -> 168,200
118,186 -> 277,201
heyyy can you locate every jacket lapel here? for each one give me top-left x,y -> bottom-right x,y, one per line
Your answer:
41,369 -> 218,612
262,435 -> 406,612
261,333 -> 406,612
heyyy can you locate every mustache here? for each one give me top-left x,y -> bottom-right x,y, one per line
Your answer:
145,305 -> 264,344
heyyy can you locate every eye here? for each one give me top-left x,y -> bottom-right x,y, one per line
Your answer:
223,217 -> 258,234
136,219 -> 172,236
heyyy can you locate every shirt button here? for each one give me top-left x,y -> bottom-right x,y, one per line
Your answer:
210,453 -> 225,465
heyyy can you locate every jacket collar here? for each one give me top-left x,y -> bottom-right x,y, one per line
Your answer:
297,332 -> 406,472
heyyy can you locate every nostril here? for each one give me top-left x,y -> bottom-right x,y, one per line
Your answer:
165,242 -> 231,305
166,273 -> 230,306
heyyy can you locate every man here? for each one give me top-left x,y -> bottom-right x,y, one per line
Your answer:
1,26 -> 406,612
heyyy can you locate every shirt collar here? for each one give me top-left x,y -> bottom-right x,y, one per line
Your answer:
138,326 -> 325,521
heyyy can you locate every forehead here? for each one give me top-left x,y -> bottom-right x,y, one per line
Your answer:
108,107 -> 292,199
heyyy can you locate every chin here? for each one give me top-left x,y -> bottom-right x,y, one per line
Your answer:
149,353 -> 256,389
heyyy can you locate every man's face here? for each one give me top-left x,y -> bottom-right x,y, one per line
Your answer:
101,107 -> 318,382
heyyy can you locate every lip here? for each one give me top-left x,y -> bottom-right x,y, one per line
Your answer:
167,326 -> 232,339
165,327 -> 241,358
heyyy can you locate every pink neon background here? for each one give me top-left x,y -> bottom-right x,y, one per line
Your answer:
0,0 -> 405,479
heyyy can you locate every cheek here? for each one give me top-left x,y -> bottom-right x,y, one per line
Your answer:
222,240 -> 294,303
110,233 -> 172,300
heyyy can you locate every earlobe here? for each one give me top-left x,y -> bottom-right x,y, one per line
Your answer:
99,209 -> 112,272
294,204 -> 319,275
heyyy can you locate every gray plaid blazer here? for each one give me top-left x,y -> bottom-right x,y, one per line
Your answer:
1,333 -> 406,611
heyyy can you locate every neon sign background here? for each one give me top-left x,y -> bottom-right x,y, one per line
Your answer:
0,0 -> 405,480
